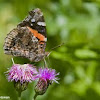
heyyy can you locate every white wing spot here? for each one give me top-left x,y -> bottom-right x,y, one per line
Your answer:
44,38 -> 47,42
37,22 -> 46,26
31,19 -> 35,22
31,24 -> 33,26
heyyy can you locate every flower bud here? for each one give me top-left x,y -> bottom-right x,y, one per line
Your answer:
14,81 -> 28,92
34,78 -> 49,95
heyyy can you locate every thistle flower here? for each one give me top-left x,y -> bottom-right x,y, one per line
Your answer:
34,67 -> 59,98
6,64 -> 38,94
36,67 -> 59,83
7,64 -> 38,83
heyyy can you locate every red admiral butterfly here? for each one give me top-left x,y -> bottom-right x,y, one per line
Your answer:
3,8 -> 49,62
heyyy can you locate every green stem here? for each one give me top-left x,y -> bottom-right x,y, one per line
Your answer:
18,96 -> 21,100
34,93 -> 38,100
18,91 -> 21,100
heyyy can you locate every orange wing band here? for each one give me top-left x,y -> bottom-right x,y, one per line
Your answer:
27,27 -> 45,44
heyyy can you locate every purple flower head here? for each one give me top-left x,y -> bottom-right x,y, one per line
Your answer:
36,67 -> 59,83
34,67 -> 59,96
7,64 -> 38,83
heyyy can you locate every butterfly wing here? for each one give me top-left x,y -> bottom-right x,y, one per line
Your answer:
4,8 -> 47,62
18,8 -> 47,38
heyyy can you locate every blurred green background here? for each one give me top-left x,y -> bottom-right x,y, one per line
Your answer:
0,0 -> 100,100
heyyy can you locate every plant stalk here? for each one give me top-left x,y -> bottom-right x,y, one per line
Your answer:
34,93 -> 38,100
18,91 -> 21,100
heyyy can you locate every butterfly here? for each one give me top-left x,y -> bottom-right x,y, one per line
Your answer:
3,8 -> 49,62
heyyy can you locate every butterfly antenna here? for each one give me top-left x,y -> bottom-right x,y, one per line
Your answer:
11,58 -> 15,64
46,43 -> 64,58
50,43 -> 64,51
44,43 -> 64,67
